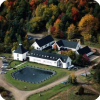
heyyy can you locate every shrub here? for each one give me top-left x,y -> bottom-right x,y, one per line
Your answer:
1,91 -> 8,97
0,86 -> 5,93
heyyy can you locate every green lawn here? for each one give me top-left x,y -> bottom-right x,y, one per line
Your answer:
67,86 -> 99,100
84,41 -> 100,48
5,62 -> 72,91
27,83 -> 72,100
9,60 -> 22,68
0,53 -> 12,58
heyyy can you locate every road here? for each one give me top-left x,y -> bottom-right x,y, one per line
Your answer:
0,62 -> 99,100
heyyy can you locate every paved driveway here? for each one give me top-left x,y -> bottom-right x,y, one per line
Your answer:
89,55 -> 99,61
0,60 -> 2,68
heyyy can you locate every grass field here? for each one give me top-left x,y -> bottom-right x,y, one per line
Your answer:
5,62 -> 72,91
9,60 -> 22,68
0,53 -> 12,58
27,83 -> 72,100
61,86 -> 98,100
84,41 -> 100,48
78,70 -> 100,93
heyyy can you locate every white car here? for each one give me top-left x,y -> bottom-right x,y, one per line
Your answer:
68,65 -> 74,69
2,63 -> 9,66
0,56 -> 5,59
0,71 -> 6,74
1,66 -> 8,69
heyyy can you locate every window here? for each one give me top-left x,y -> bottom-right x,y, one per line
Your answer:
17,54 -> 19,57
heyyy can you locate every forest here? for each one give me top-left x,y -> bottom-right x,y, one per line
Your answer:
0,0 -> 100,53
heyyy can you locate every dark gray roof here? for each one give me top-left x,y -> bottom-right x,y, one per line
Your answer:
14,44 -> 27,54
56,40 -> 78,49
29,50 -> 69,63
35,35 -> 54,47
77,46 -> 92,55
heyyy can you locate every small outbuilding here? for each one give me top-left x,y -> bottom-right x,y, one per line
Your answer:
77,46 -> 93,57
13,43 -> 28,61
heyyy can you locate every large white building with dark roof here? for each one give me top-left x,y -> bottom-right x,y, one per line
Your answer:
13,43 -> 28,61
31,35 -> 54,50
28,50 -> 72,68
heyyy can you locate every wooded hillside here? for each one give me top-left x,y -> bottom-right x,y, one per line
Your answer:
0,0 -> 100,53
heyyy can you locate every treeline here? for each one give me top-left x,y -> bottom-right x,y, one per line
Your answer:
0,0 -> 100,53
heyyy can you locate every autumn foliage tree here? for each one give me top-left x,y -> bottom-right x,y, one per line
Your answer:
78,14 -> 99,41
67,24 -> 76,39
68,73 -> 77,84
72,7 -> 79,21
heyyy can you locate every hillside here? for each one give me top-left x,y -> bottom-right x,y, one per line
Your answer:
0,0 -> 100,53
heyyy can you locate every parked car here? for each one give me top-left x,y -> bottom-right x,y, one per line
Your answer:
0,56 -> 6,59
2,63 -> 9,66
0,71 -> 6,74
72,67 -> 78,70
1,66 -> 8,69
68,65 -> 74,70
61,80 -> 69,84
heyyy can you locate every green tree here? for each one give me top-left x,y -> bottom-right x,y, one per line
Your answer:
92,3 -> 100,19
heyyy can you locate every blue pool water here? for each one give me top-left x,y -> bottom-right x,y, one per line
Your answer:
12,66 -> 55,83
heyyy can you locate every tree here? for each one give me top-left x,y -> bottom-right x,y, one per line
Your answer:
48,0 -> 58,5
78,86 -> 84,95
67,50 -> 76,60
68,73 -> 77,84
0,87 -> 5,93
1,91 -> 8,98
92,3 -> 100,20
78,14 -> 99,41
72,7 -> 79,21
73,55 -> 83,66
67,24 -> 76,39
66,1 -> 73,20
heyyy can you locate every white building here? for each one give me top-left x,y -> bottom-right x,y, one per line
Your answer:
52,40 -> 82,52
28,50 -> 72,69
31,35 -> 54,50
13,43 -> 28,61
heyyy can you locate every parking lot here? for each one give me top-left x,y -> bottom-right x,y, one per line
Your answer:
0,60 -> 2,68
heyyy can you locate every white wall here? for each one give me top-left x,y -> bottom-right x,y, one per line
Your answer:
66,57 -> 72,68
13,52 -> 28,61
29,56 -> 72,69
29,56 -> 57,66
76,43 -> 82,50
40,41 -> 54,50
86,52 -> 93,56
56,42 -> 82,51
32,41 -> 54,50
32,42 -> 40,50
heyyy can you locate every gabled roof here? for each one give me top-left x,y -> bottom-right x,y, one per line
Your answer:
56,40 -> 78,49
77,46 -> 92,55
29,50 -> 69,63
14,43 -> 27,54
35,35 -> 54,47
